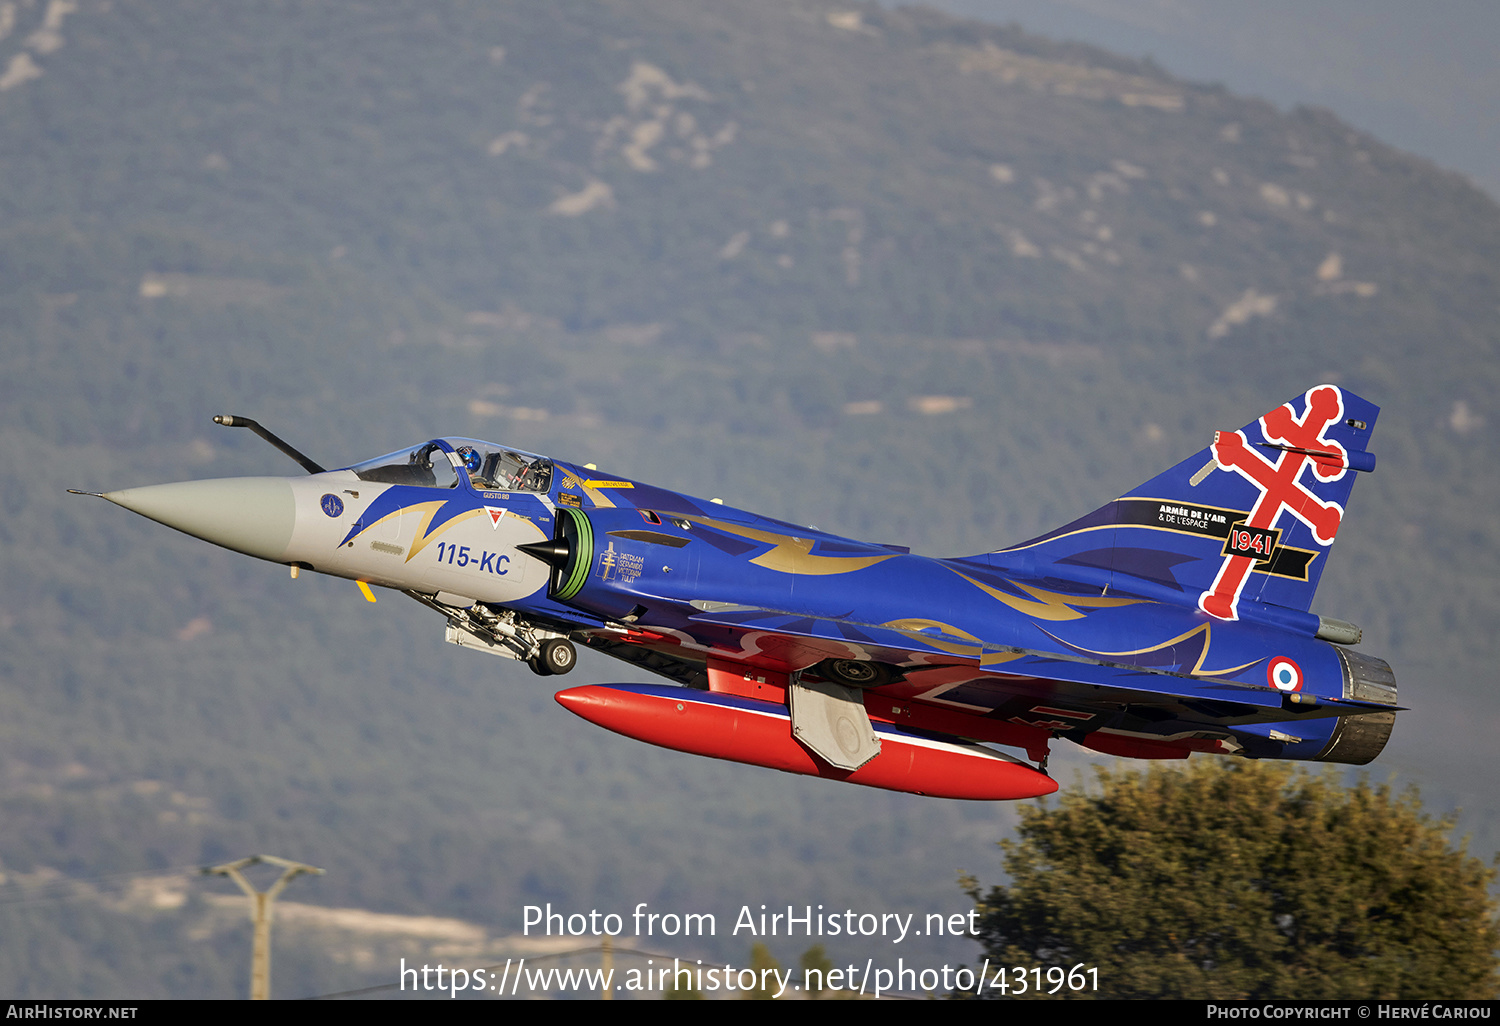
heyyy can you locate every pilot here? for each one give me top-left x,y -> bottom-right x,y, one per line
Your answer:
457,446 -> 483,483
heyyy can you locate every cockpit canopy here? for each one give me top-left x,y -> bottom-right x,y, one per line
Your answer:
457,440 -> 554,492
342,438 -> 553,493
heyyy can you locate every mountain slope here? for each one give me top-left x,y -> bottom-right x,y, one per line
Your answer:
0,0 -> 1494,997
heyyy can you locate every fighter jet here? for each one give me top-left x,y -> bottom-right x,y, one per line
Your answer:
78,385 -> 1397,800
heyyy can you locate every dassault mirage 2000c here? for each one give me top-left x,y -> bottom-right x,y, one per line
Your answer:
78,385 -> 1397,801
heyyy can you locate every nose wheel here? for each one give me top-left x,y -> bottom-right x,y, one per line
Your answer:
529,637 -> 577,677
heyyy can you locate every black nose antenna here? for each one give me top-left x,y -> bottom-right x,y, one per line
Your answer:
213,415 -> 326,475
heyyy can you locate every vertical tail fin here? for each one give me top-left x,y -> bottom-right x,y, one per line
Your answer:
984,385 -> 1379,619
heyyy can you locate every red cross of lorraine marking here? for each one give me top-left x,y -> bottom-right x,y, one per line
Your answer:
1198,385 -> 1348,620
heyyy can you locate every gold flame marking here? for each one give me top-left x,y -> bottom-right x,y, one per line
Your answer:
682,516 -> 897,575
950,568 -> 1141,621
882,617 -> 984,657
1039,621 -> 1260,678
360,502 -> 487,563
880,618 -> 1026,666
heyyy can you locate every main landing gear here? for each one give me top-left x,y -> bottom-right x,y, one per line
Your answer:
815,658 -> 897,689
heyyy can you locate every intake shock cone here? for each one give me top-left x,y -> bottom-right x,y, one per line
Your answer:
517,506 -> 592,600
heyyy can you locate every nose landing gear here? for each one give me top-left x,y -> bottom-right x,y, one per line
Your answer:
529,637 -> 578,677
431,597 -> 578,677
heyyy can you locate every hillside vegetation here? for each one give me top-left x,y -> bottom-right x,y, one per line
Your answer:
0,0 -> 1494,997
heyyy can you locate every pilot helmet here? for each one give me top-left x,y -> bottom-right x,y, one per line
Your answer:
457,446 -> 482,474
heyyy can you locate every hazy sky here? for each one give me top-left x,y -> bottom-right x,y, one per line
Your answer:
918,0 -> 1500,200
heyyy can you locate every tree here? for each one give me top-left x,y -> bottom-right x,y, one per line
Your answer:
964,760 -> 1499,999
800,944 -> 833,999
745,942 -> 781,1000
662,979 -> 703,1000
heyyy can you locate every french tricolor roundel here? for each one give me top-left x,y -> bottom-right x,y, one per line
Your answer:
1267,657 -> 1303,692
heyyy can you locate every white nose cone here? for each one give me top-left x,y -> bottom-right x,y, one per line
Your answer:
104,477 -> 296,562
